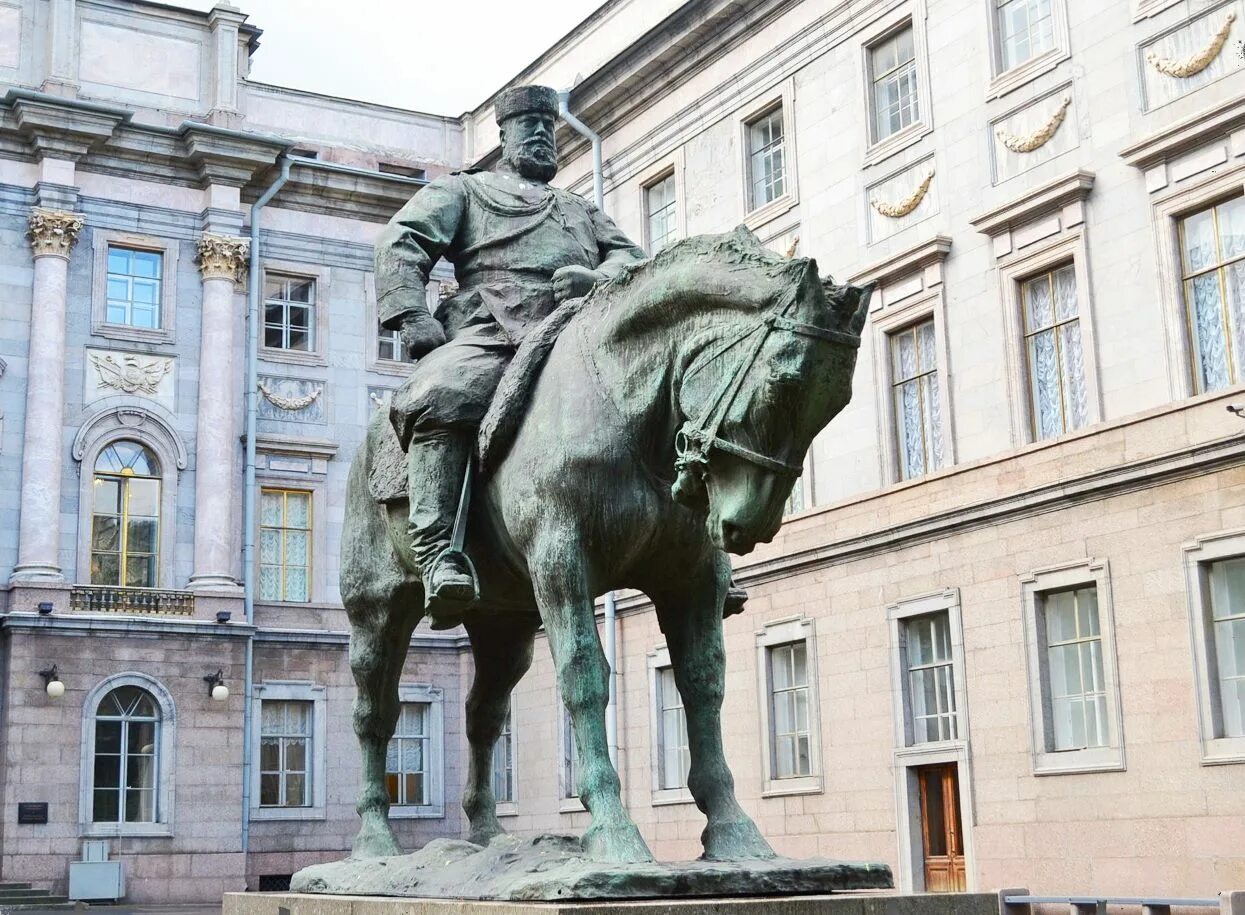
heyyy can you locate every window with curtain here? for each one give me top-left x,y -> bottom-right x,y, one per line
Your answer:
767,641 -> 811,778
263,274 -> 316,351
656,666 -> 690,790
1022,264 -> 1087,440
645,173 -> 678,253
890,319 -> 944,479
105,246 -> 163,329
1179,197 -> 1245,393
905,613 -> 958,743
259,489 -> 312,602
387,702 -> 431,806
1042,587 -> 1108,752
996,0 -> 1055,70
92,685 -> 160,823
259,699 -> 312,807
91,441 -> 160,588
746,107 -> 786,210
492,708 -> 514,804
1207,557 -> 1245,738
870,25 -> 919,142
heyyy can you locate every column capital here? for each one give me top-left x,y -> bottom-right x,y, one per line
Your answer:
197,232 -> 250,281
27,207 -> 84,258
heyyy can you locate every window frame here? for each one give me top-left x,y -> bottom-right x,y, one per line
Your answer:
79,672 -> 176,838
647,645 -> 694,806
387,683 -> 445,819
861,8 -> 934,166
1175,193 -> 1245,395
258,261 -> 330,368
643,170 -> 681,255
493,694 -> 518,817
365,272 -> 446,377
89,441 -> 163,590
985,0 -> 1071,99
755,616 -> 823,797
90,231 -> 178,345
258,487 -> 314,604
1182,529 -> 1245,764
1018,261 -> 1090,441
250,681 -> 328,821
557,700 -> 586,813
735,79 -> 799,230
1020,559 -> 1126,775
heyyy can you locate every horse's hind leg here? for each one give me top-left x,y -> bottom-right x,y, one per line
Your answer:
461,613 -> 539,844
647,549 -> 775,861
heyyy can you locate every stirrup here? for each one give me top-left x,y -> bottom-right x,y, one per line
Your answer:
424,548 -> 479,630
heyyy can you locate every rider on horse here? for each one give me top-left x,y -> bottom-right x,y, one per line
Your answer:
374,85 -> 646,629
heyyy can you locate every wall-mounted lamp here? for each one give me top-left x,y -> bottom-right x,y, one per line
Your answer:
37,602 -> 53,615
204,669 -> 229,701
39,665 -> 64,699
215,610 -> 232,624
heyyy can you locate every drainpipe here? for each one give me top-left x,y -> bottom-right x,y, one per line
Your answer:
558,89 -> 616,766
240,155 -> 291,859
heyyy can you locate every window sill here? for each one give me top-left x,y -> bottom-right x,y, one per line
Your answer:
81,822 -> 173,838
1201,736 -> 1245,765
651,787 -> 695,807
1033,747 -> 1125,776
259,348 -> 328,369
559,797 -> 587,814
863,122 -> 932,169
761,775 -> 823,798
495,802 -> 519,818
249,806 -> 327,821
743,194 -> 798,232
389,803 -> 446,819
91,322 -> 175,346
987,47 -> 1069,101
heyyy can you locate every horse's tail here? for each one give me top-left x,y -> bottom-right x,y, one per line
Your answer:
478,296 -> 588,475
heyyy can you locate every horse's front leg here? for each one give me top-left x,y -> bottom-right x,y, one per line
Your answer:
649,549 -> 775,861
529,539 -> 653,864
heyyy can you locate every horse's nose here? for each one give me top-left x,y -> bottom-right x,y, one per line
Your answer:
720,521 -> 754,554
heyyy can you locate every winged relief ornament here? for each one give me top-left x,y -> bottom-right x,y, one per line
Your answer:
91,353 -> 172,395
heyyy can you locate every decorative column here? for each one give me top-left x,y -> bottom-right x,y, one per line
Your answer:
188,233 -> 249,592
12,208 -> 84,582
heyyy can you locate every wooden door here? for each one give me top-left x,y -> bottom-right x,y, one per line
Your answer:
917,763 -> 966,892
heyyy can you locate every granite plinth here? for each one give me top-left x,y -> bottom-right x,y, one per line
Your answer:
285,835 -> 893,902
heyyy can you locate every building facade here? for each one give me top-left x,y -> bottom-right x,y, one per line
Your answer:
1,0 -> 1244,904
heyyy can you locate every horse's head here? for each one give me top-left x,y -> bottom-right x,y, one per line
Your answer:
671,239 -> 872,554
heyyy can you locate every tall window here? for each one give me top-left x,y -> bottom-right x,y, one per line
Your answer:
562,707 -> 579,799
746,107 -> 786,210
259,489 -> 312,602
378,321 -> 413,363
387,702 -> 431,806
492,708 -> 514,804
1042,587 -> 1107,752
1208,558 -> 1245,738
645,174 -> 678,253
768,641 -> 811,778
1022,264 -> 1087,439
259,700 -> 312,807
891,320 -> 944,479
105,246 -> 162,329
906,613 -> 957,743
91,441 -> 160,588
92,686 -> 160,823
996,0 -> 1055,71
264,274 -> 316,352
1179,197 -> 1245,393
870,26 -> 919,142
656,666 -> 690,790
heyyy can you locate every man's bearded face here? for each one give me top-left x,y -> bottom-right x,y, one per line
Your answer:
501,113 -> 558,182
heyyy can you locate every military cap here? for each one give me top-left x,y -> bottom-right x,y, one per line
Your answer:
495,85 -> 559,124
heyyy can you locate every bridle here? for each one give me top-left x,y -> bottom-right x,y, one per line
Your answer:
673,279 -> 861,484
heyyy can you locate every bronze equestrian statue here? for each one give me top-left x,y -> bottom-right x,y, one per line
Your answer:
344,84 -> 873,865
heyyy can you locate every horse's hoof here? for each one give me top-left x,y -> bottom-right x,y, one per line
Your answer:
351,813 -> 403,859
582,823 -> 654,864
700,818 -> 776,861
467,817 -> 507,846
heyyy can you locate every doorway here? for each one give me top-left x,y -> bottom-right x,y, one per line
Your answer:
916,763 -> 966,892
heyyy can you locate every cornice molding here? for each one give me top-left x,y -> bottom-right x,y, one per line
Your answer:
6,89 -> 130,161
251,432 -> 339,461
1120,94 -> 1245,170
848,235 -> 952,288
969,170 -> 1095,237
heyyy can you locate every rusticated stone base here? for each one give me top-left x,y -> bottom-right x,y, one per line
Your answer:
280,835 -> 893,902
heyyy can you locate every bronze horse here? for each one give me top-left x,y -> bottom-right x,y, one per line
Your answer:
341,227 -> 872,863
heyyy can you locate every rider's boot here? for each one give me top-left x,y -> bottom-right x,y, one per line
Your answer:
406,430 -> 478,630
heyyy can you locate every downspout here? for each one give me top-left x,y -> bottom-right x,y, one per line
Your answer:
240,155 -> 291,861
558,89 -> 616,766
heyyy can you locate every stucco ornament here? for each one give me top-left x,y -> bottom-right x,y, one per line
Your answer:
1147,12 -> 1236,78
997,95 -> 1072,153
90,352 -> 172,395
196,232 -> 250,280
258,381 -> 322,411
870,169 -> 935,218
28,207 -> 85,257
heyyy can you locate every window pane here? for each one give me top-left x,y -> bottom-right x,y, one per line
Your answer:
1029,329 -> 1062,438
1219,197 -> 1245,260
93,789 -> 120,823
1189,273 -> 1231,391
1024,274 -> 1054,330
94,752 -> 121,789
285,738 -> 307,774
1183,208 -> 1219,273
285,774 -> 307,806
998,0 -> 1054,70
126,788 -> 156,823
1058,321 -> 1088,431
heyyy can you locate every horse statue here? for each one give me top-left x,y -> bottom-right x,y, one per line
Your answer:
340,226 -> 872,865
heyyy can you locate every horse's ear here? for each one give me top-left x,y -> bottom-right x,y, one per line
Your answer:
848,282 -> 875,334
821,278 -> 874,335
730,224 -> 762,250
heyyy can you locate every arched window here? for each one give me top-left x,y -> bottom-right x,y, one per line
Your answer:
92,685 -> 161,824
91,441 -> 161,588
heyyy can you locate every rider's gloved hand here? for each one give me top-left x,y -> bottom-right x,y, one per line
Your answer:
400,309 -> 447,358
553,265 -> 603,303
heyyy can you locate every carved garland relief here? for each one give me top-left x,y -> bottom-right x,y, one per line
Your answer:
1147,11 -> 1236,79
259,381 -> 323,412
90,352 -> 173,395
997,95 -> 1072,154
870,170 -> 935,219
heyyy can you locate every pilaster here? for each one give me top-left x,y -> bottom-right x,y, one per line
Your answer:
207,4 -> 248,128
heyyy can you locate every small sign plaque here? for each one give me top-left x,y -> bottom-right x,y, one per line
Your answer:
17,802 -> 48,824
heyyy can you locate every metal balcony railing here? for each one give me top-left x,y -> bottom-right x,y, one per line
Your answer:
70,585 -> 195,617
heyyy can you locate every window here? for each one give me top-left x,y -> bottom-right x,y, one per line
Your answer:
906,613 -> 958,743
1184,533 -> 1245,763
259,700 -> 312,807
259,488 -> 312,602
1179,197 -> 1245,393
562,706 -> 579,800
1021,264 -> 1087,439
387,702 -> 431,806
377,321 -> 413,363
768,642 -> 812,779
746,107 -> 786,211
645,174 -> 678,253
656,666 -> 690,790
492,708 -> 514,804
105,246 -> 162,329
264,275 -> 316,352
1041,587 -> 1108,751
890,320 -> 944,479
91,441 -> 160,588
996,0 -> 1055,71
1207,558 -> 1245,739
92,685 -> 160,824
870,26 -> 919,142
